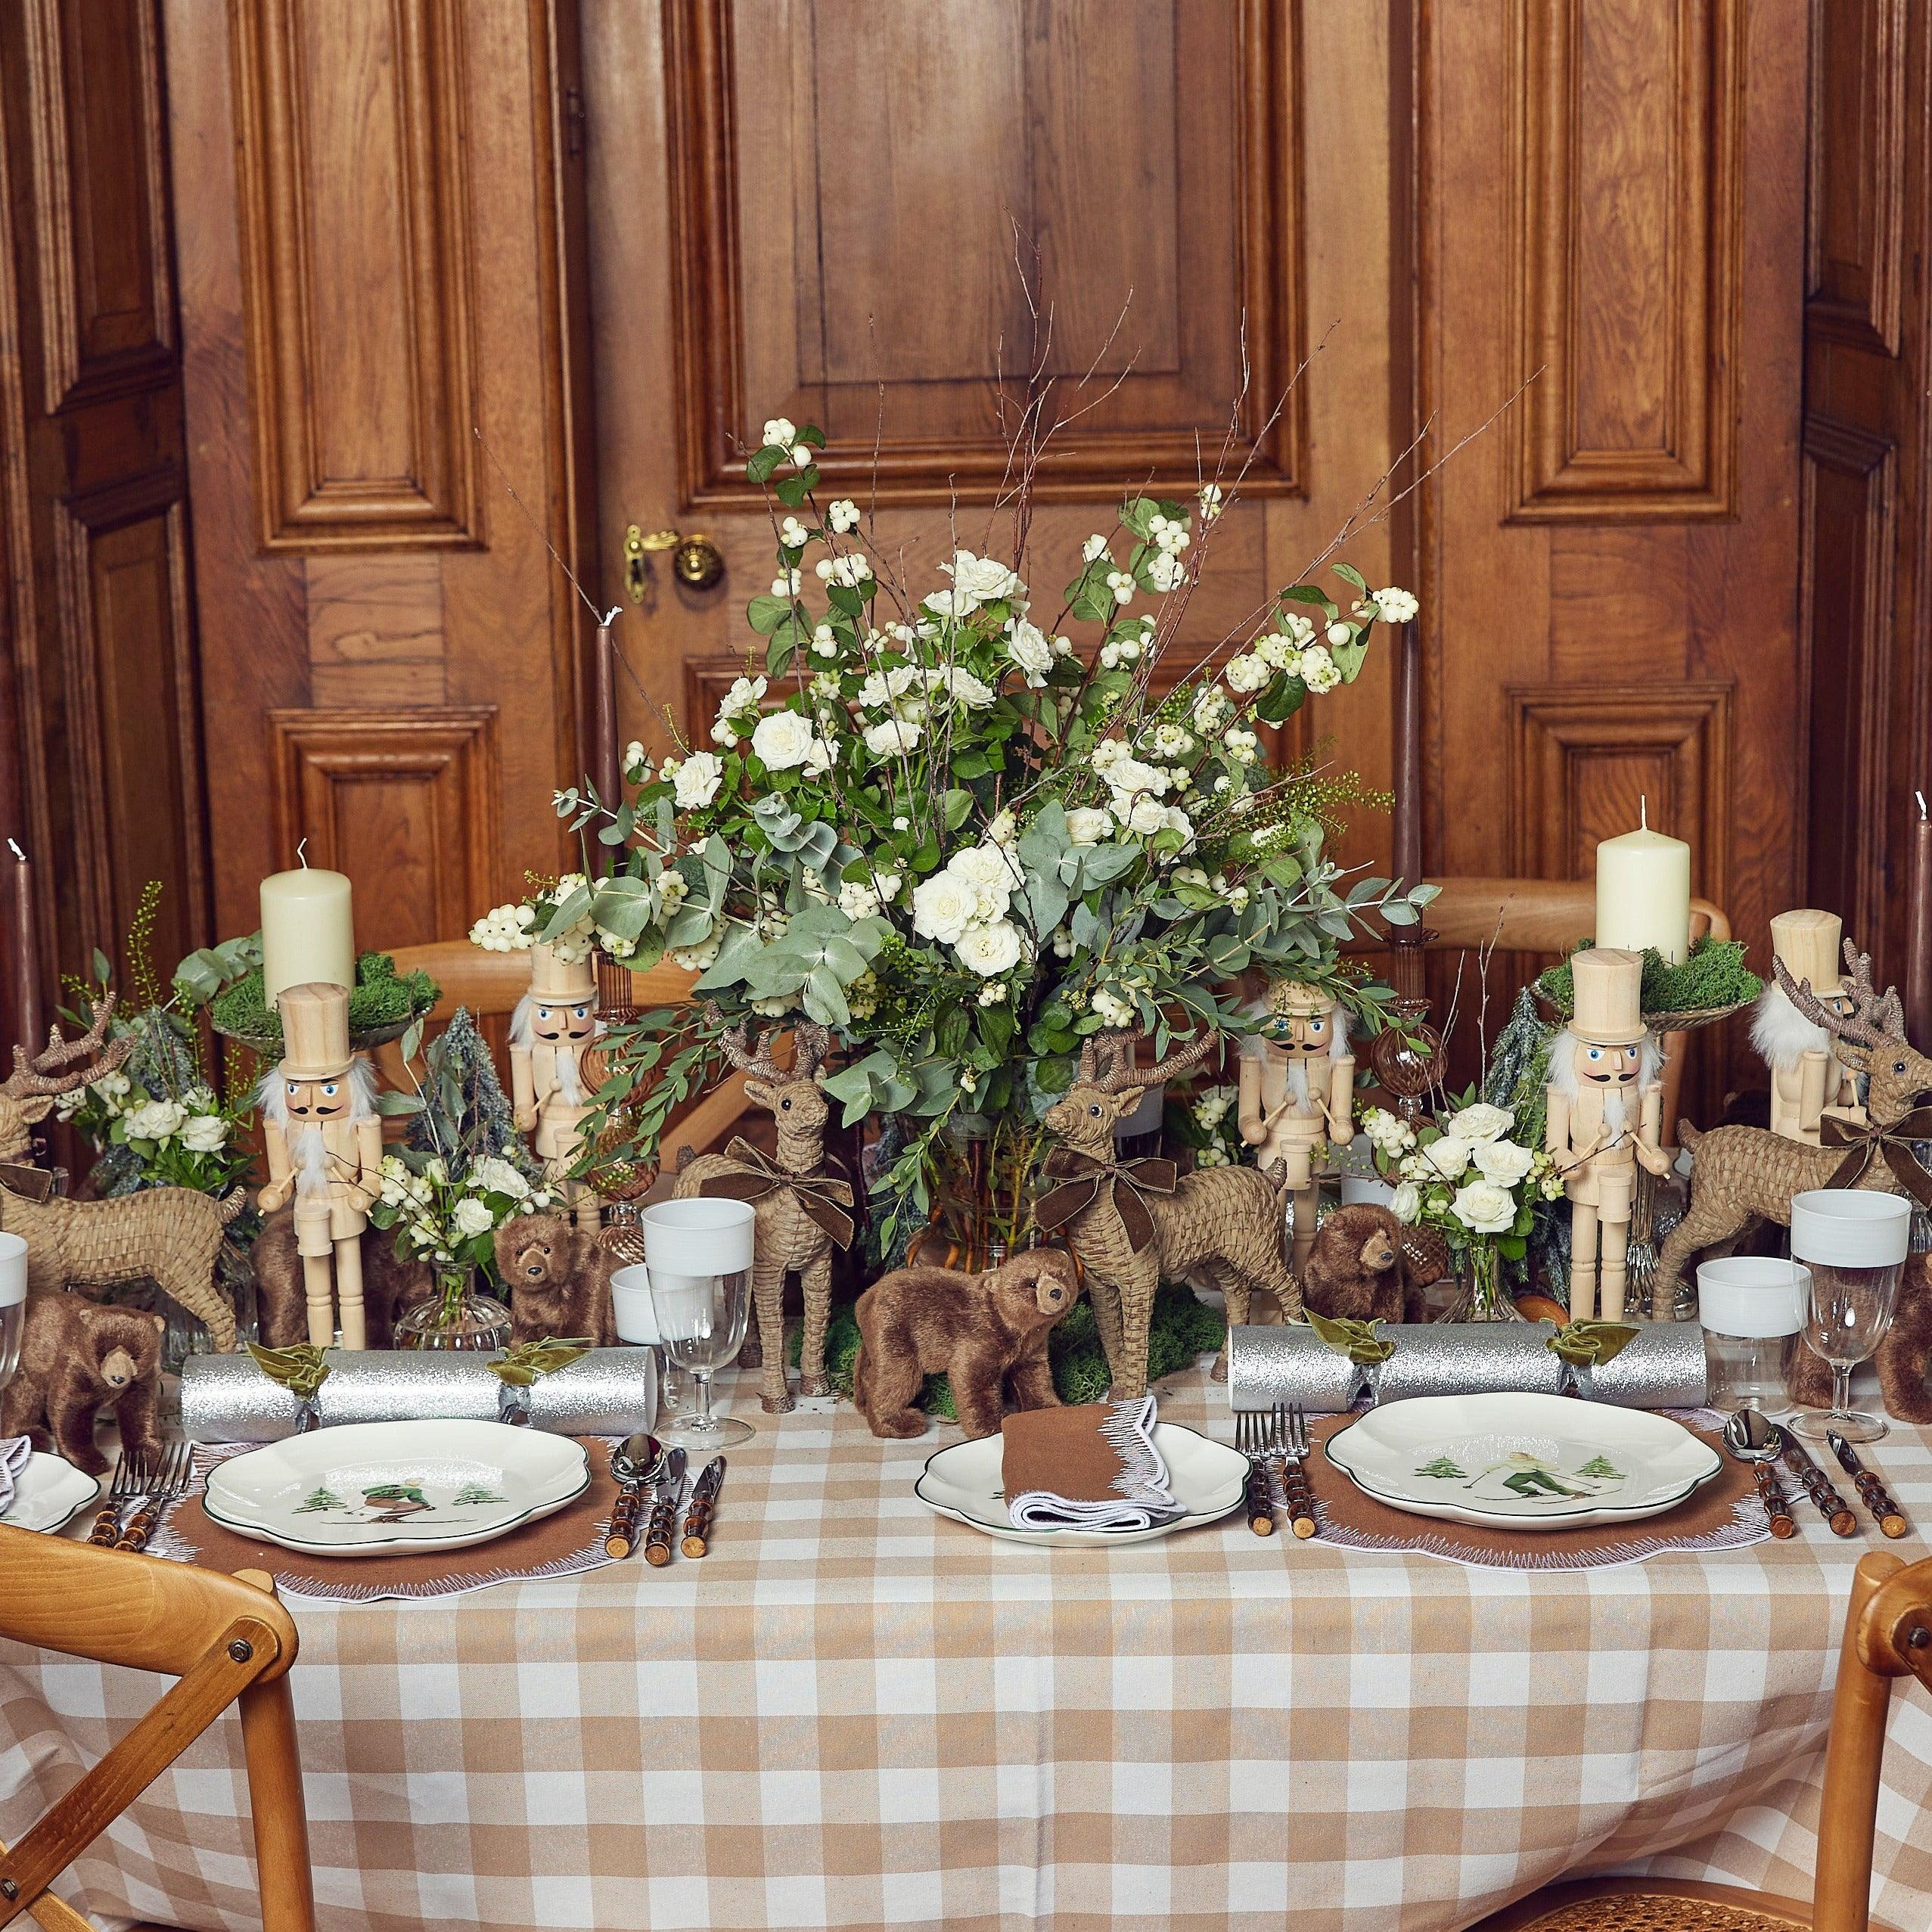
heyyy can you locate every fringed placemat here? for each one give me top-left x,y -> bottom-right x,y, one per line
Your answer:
148,1438 -> 630,1602
1310,1410 -> 1768,1570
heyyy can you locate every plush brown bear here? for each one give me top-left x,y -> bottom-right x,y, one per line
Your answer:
253,1210 -> 433,1348
1787,1250 -> 1932,1424
1302,1203 -> 1429,1325
0,1292 -> 164,1476
853,1247 -> 1080,1440
494,1212 -> 615,1346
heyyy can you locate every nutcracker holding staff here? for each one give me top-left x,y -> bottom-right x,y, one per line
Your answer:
511,943 -> 604,1231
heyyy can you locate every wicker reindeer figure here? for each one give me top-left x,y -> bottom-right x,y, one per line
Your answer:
672,1014 -> 854,1413
1653,942 -> 1932,1317
1039,1030 -> 1301,1396
0,995 -> 132,1163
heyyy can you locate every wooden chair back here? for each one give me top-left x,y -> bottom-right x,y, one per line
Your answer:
0,1526 -> 314,1932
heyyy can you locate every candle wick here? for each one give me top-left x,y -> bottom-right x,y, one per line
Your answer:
5,838 -> 23,865
296,837 -> 309,869
1639,797 -> 1648,831
1918,790 -> 1928,823
601,606 -> 621,629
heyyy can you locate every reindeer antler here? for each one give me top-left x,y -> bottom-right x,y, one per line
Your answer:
791,1020 -> 835,1080
1773,942 -> 1906,1055
704,1004 -> 784,1082
1088,1026 -> 1219,1093
3,993 -> 131,1098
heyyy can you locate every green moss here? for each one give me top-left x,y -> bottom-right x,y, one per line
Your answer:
791,1277 -> 1228,1418
210,951 -> 439,1052
1536,936 -> 1760,1020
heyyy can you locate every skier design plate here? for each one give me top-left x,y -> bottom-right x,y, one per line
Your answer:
202,1419 -> 589,1556
1323,1393 -> 1719,1530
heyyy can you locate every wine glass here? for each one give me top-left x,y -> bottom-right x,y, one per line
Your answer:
1788,1190 -> 1911,1443
0,1231 -> 26,1396
635,1198 -> 757,1449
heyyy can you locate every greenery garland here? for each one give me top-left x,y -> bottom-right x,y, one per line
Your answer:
209,950 -> 439,1052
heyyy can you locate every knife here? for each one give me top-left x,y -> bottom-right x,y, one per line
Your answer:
645,1447 -> 688,1567
1827,1430 -> 1909,1539
681,1457 -> 726,1558
1780,1433 -> 1859,1537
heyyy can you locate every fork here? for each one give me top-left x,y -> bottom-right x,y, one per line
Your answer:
1236,1409 -> 1275,1536
1275,1402 -> 1318,1540
115,1442 -> 192,1553
86,1453 -> 148,1546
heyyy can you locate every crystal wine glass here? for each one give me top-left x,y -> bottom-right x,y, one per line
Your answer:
639,1197 -> 758,1449
1789,1190 -> 1911,1444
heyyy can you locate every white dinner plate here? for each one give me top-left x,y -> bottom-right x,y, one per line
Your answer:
916,1421 -> 1249,1546
203,1420 -> 590,1557
1323,1393 -> 1719,1530
0,1452 -> 103,1534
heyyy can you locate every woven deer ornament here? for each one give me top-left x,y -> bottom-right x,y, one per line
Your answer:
0,995 -> 132,1163
1655,942 -> 1932,1320
672,1013 -> 853,1413
1039,1030 -> 1300,1396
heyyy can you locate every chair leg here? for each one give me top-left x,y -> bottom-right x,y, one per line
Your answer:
239,1678 -> 317,1932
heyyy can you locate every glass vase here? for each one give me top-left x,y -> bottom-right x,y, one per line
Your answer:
1438,1241 -> 1522,1322
158,1234 -> 262,1374
394,1268 -> 513,1352
912,1115 -> 1048,1272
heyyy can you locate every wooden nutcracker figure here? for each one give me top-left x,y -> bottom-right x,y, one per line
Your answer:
510,943 -> 603,1232
1751,909 -> 1865,1145
255,983 -> 382,1349
1545,949 -> 1669,1322
1238,979 -> 1353,1277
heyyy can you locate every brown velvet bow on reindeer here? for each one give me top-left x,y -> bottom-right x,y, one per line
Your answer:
692,1137 -> 857,1249
1820,1108 -> 1932,1209
1033,1147 -> 1179,1255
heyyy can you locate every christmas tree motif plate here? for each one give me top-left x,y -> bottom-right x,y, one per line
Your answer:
1323,1393 -> 1719,1530
202,1420 -> 590,1557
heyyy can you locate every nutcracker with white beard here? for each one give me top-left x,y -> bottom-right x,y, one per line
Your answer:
1237,979 -> 1353,1278
510,943 -> 604,1232
255,982 -> 383,1348
1751,909 -> 1865,1145
1545,948 -> 1669,1322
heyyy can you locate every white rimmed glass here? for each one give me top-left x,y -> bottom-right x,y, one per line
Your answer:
1789,1190 -> 1911,1443
0,1232 -> 26,1398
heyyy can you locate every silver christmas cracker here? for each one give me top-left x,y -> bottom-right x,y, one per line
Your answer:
181,1346 -> 659,1441
1225,1321 -> 1706,1412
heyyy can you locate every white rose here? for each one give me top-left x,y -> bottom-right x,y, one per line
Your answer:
1004,620 -> 1055,686
1450,1180 -> 1516,1235
911,872 -> 979,946
1126,797 -> 1168,836
863,716 -> 923,759
949,844 -> 1018,897
1473,1138 -> 1535,1188
929,665 -> 996,710
750,709 -> 816,771
1104,756 -> 1168,800
1390,1182 -> 1422,1225
1419,1136 -> 1473,1181
124,1098 -> 187,1143
1160,806 -> 1195,846
672,751 -> 723,809
452,1196 -> 497,1239
1447,1103 -> 1514,1145
1066,808 -> 1112,846
943,550 -> 1024,607
955,920 -> 1023,977
179,1114 -> 228,1154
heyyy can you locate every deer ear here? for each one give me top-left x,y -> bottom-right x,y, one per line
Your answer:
742,1078 -> 774,1107
20,1096 -> 53,1125
1114,1081 -> 1151,1110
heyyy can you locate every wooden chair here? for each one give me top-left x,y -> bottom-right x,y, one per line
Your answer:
0,1525 -> 314,1931
1475,1548 -> 1932,1931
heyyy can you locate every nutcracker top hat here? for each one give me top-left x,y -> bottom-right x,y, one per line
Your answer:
1569,948 -> 1648,1046
276,981 -> 353,1079
1770,909 -> 1850,996
528,940 -> 598,1003
1266,979 -> 1336,1019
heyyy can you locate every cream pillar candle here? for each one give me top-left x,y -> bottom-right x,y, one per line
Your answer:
1594,801 -> 1691,963
260,863 -> 356,999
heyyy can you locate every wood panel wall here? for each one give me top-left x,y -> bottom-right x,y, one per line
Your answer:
1800,0 -> 1932,1008
163,0 -> 596,955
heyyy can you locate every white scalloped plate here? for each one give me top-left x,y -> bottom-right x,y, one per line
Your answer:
0,1452 -> 103,1534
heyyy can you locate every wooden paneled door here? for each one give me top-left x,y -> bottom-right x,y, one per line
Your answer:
0,0 -> 209,1030
584,0 -> 1409,862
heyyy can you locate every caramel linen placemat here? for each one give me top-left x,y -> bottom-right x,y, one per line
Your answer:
1311,1408 -> 1767,1570
148,1438 -> 629,1603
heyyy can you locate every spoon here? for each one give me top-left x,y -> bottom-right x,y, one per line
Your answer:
610,1433 -> 665,1488
1722,1409 -> 1796,1539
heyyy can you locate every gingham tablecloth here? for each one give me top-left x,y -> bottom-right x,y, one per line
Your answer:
5,1365 -> 1932,1932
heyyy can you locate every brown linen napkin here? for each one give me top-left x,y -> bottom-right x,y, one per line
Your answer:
1002,1396 -> 1180,1530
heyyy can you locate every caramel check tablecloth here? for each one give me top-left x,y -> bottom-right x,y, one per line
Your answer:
5,1365 -> 1932,1932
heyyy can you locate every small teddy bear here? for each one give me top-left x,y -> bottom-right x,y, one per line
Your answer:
0,1292 -> 164,1477
495,1211 -> 615,1346
1301,1203 -> 1429,1326
853,1248 -> 1081,1440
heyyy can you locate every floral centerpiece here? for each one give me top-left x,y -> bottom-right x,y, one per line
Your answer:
1360,1098 -> 1566,1319
480,416 -> 1433,1250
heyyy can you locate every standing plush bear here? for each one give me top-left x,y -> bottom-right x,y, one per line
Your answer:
853,1248 -> 1080,1440
1301,1203 -> 1431,1325
0,1293 -> 164,1476
493,1211 -> 615,1345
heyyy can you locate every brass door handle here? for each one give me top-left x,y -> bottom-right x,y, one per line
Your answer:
626,525 -> 725,598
